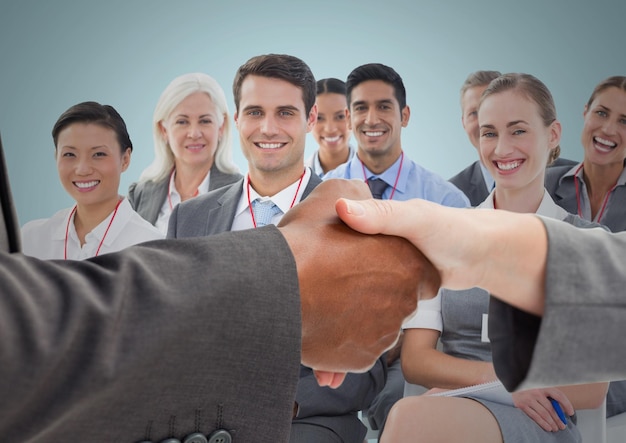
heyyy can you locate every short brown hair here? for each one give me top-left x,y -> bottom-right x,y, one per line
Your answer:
232,54 -> 316,115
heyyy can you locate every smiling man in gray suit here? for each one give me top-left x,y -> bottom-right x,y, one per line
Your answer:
168,54 -> 388,443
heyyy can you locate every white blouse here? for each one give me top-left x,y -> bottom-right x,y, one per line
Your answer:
21,198 -> 163,260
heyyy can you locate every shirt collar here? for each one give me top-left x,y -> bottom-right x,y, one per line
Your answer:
352,152 -> 410,194
312,145 -> 356,178
168,168 -> 211,206
60,197 -> 134,245
566,162 -> 626,187
479,161 -> 495,191
479,189 -> 569,220
235,168 -> 312,217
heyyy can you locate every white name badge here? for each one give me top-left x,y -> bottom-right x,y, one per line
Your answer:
481,313 -> 490,342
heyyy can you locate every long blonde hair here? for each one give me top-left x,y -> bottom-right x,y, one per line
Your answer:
139,73 -> 239,183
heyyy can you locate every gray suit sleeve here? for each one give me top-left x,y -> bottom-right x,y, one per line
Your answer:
0,227 -> 302,441
490,217 -> 626,391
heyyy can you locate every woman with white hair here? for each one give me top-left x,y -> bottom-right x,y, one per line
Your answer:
129,73 -> 241,233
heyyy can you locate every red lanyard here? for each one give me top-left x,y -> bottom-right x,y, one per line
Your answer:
168,168 -> 199,210
361,151 -> 404,200
246,170 -> 305,228
64,198 -> 123,259
573,164 -> 616,222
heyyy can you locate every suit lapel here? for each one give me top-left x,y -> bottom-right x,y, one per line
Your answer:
147,180 -> 170,224
206,179 -> 245,234
209,164 -> 242,191
552,177 -> 577,214
301,173 -> 322,200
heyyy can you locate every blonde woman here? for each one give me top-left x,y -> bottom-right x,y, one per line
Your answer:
128,73 -> 241,233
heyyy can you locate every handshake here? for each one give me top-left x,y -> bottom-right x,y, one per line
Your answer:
277,178 -> 441,386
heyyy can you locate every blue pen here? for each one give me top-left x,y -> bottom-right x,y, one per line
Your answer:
549,397 -> 568,425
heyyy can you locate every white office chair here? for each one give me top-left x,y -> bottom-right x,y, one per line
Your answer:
358,410 -> 379,442
576,398 -> 607,443
607,410 -> 626,443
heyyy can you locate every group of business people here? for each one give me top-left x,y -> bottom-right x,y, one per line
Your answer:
4,51 -> 626,442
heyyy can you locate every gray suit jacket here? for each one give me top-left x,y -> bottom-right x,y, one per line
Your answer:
128,164 -> 242,225
167,174 -> 322,237
546,163 -> 626,232
167,172 -> 386,442
0,228 -> 301,442
490,216 -> 626,391
448,161 -> 489,207
0,137 -> 303,441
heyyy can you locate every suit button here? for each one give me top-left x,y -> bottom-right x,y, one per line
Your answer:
183,433 -> 208,443
159,439 -> 181,443
207,429 -> 232,443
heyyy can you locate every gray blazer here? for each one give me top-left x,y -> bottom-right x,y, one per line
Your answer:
128,164 -> 242,225
490,215 -> 626,391
449,161 -> 490,207
546,163 -> 626,232
167,174 -> 322,237
0,228 -> 302,442
167,172 -> 386,443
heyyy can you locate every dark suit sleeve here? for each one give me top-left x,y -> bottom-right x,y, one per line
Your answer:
0,227 -> 302,441
0,140 -> 20,253
490,217 -> 626,391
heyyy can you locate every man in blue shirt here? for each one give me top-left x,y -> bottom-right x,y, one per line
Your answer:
325,62 -> 469,436
325,63 -> 469,208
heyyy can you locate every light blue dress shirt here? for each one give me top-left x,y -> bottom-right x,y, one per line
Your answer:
305,145 -> 356,178
324,153 -> 470,207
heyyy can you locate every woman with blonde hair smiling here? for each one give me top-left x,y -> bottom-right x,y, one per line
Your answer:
129,73 -> 241,233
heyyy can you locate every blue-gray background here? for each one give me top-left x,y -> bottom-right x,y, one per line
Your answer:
1,0 -> 624,224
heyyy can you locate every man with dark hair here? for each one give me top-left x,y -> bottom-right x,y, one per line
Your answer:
325,62 -> 469,434
327,63 -> 468,206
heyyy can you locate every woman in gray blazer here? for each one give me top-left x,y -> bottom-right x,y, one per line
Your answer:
545,76 -> 626,233
128,73 -> 241,233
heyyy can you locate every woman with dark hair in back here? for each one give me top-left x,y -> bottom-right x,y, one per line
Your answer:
305,77 -> 355,177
